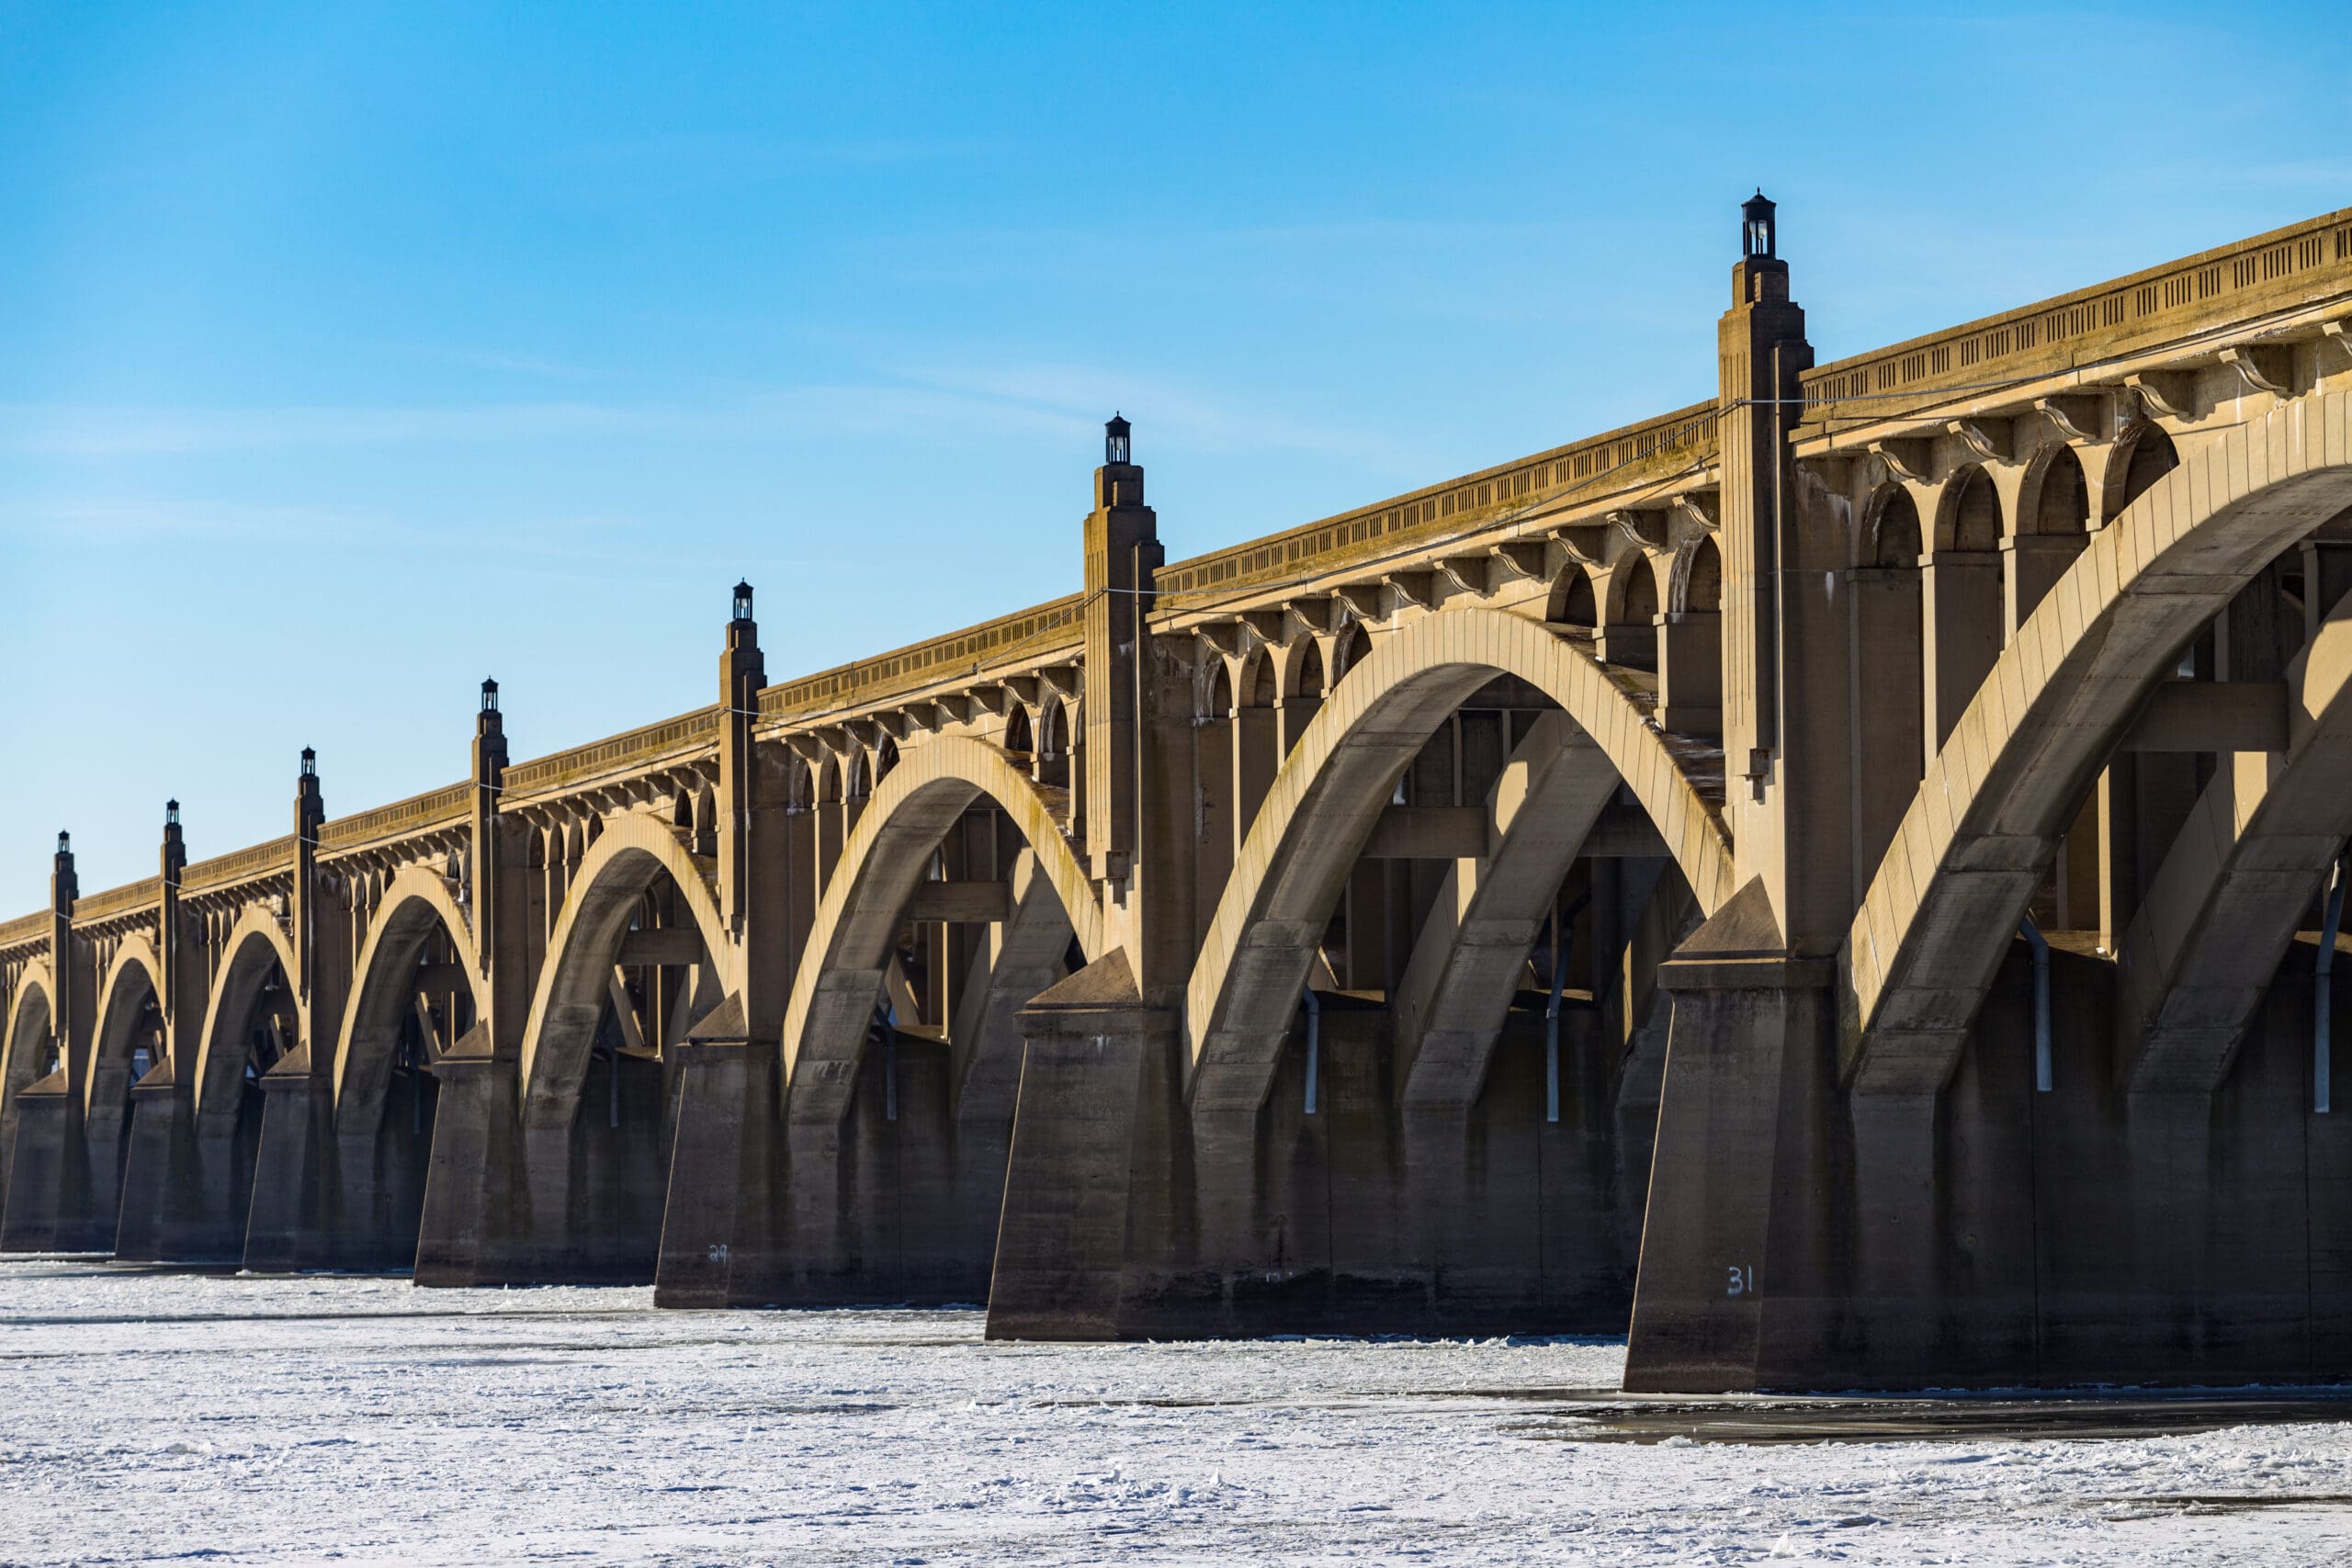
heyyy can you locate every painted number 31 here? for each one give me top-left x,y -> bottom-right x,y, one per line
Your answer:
1724,1265 -> 1755,1297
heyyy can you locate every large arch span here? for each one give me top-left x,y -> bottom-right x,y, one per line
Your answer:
1186,604 -> 1736,1116
518,810 -> 731,1123
781,732 -> 1103,1125
334,865 -> 483,1123
189,908 -> 302,1123
1847,390 -> 2352,1094
87,937 -> 164,1115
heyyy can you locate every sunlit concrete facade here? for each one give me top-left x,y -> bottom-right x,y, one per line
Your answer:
9,200 -> 2352,1390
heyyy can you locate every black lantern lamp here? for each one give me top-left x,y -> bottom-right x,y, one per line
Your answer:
1742,190 -> 1777,260
56,830 -> 70,855
300,746 -> 317,779
732,580 -> 755,624
1104,412 -> 1132,467
481,677 -> 500,714
165,800 -> 180,828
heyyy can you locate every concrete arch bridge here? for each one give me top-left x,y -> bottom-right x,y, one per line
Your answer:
9,198 -> 2352,1391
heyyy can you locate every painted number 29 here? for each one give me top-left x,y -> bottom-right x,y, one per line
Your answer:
1724,1265 -> 1755,1298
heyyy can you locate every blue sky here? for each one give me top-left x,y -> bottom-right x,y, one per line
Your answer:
4,1 -> 2346,901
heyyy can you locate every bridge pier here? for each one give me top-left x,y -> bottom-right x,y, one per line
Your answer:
1,1085 -> 131,1257
411,1038 -> 516,1284
242,1058 -> 331,1269
1629,914 -> 2352,1391
662,1039 -> 1001,1308
654,1015 -> 776,1305
113,1081 -> 260,1264
985,955 -> 1184,1338
0,1079 -> 80,1250
989,954 -> 1648,1339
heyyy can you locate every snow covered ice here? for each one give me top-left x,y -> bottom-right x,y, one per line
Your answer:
2,1259 -> 2348,1564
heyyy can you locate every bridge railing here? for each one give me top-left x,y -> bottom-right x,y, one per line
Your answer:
180,836 -> 298,897
1800,207 -> 2352,426
502,705 -> 722,800
318,782 -> 473,854
0,911 -> 47,953
74,876 -> 163,925
1152,400 -> 1721,604
759,595 -> 1089,724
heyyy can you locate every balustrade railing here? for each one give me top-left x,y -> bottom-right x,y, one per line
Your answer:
760,597 -> 1088,722
74,876 -> 163,924
502,706 -> 721,797
318,783 -> 473,852
1800,208 -> 2352,426
179,836 -> 298,896
1153,401 -> 1720,603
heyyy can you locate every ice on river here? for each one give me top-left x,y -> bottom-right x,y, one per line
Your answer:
1,1258 -> 2347,1564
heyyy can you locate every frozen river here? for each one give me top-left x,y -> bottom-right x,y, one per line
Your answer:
1,1259 -> 2347,1565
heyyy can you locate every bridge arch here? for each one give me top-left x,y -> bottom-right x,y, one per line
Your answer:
1866,483 -> 1925,565
1672,536 -> 1723,615
0,962 -> 60,1215
1389,710 -> 1702,1112
780,733 -> 1102,1124
333,864 -> 482,1123
3,960 -> 59,1122
1186,604 -> 1736,1115
1604,552 -> 1661,626
87,937 -> 164,1115
2019,444 -> 2092,536
518,810 -> 729,1121
190,908 -> 302,1123
1847,391 -> 2352,1094
1934,462 -> 2004,552
2102,419 -> 2182,524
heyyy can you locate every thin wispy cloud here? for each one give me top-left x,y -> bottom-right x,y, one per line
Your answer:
0,367 -> 1390,468
0,402 -> 662,458
0,495 -> 388,541
900,360 -> 1419,470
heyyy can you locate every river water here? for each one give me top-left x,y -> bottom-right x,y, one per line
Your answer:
1,1259 -> 2345,1564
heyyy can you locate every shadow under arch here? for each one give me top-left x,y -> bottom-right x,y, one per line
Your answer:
27,937 -> 167,1254
3,960 -> 57,1111
0,962 -> 58,1220
190,908 -> 302,1124
119,906 -> 301,1264
87,936 -> 164,1115
318,865 -> 485,1269
1187,604 -> 1735,1119
2102,419 -> 2181,525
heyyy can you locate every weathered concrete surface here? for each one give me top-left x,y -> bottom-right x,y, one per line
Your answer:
112,1077 -> 260,1265
5,200 -> 2352,1397
990,949 -> 1654,1340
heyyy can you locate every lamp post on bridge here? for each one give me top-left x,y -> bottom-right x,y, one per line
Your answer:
158,802 -> 185,1068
